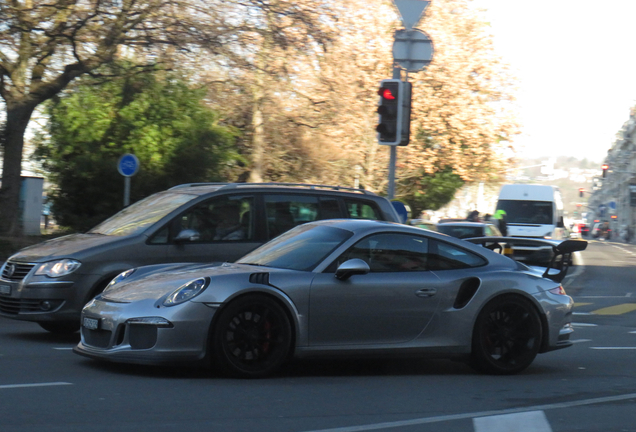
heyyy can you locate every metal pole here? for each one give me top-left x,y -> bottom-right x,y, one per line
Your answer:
387,67 -> 401,200
124,177 -> 131,207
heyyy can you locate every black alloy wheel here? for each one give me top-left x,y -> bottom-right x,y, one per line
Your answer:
213,295 -> 292,378
470,295 -> 542,375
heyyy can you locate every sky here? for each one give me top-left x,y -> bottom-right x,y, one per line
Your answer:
472,0 -> 636,163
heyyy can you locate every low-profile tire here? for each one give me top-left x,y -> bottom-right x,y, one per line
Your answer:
38,321 -> 80,334
213,295 -> 292,378
470,295 -> 542,375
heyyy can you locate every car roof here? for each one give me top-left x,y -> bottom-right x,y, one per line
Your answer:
166,182 -> 380,197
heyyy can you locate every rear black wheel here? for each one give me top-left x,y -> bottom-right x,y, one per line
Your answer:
213,295 -> 292,378
470,295 -> 542,375
38,321 -> 80,334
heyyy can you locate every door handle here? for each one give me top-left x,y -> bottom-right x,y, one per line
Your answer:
415,288 -> 437,297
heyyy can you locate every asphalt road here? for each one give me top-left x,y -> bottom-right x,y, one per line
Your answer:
1,240 -> 635,432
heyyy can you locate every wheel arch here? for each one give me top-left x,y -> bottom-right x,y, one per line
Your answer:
207,288 -> 300,360
472,291 -> 546,350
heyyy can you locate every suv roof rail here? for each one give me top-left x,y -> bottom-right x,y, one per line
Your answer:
169,182 -> 376,195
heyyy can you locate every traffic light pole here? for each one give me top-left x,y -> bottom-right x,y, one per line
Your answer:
387,67 -> 402,200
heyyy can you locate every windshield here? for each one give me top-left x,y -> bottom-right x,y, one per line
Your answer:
89,192 -> 197,236
238,224 -> 353,271
496,200 -> 554,225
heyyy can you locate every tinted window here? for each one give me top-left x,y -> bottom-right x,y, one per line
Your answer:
437,225 -> 483,239
264,195 -> 320,240
238,225 -> 353,271
151,196 -> 254,244
90,192 -> 196,236
330,233 -> 429,273
345,199 -> 382,220
496,200 -> 554,225
428,240 -> 487,270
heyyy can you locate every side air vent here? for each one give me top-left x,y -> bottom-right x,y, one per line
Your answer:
453,277 -> 481,309
249,273 -> 270,286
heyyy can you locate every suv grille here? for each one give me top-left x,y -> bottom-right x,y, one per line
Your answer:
1,262 -> 36,281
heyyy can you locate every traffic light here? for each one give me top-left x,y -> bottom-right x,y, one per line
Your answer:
602,164 -> 608,178
579,188 -> 584,198
611,215 -> 618,220
376,79 -> 411,146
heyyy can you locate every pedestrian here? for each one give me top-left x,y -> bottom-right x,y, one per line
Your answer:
493,209 -> 508,236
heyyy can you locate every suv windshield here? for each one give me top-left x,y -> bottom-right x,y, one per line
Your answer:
89,192 -> 197,236
238,224 -> 353,271
496,200 -> 554,225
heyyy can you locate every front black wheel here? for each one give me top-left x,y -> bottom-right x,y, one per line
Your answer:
213,295 -> 292,378
470,295 -> 542,375
38,321 -> 80,334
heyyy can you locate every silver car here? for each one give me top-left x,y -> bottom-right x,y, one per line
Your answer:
74,219 -> 581,377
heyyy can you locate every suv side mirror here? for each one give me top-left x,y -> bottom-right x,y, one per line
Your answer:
174,229 -> 200,243
335,259 -> 370,280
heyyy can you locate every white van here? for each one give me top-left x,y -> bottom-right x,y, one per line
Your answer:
495,184 -> 567,264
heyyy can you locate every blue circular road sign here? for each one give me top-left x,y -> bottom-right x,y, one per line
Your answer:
117,154 -> 140,177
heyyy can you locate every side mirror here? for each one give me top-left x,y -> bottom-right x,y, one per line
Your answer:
174,229 -> 200,243
335,259 -> 370,280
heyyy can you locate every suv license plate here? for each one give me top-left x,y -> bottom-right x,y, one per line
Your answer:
0,284 -> 10,295
82,317 -> 99,330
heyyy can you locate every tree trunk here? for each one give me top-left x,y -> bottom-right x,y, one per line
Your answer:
0,102 -> 37,236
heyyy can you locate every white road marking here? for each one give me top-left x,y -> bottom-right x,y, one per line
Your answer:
571,323 -> 598,327
53,347 -> 74,350
301,393 -> 636,432
573,312 -> 592,315
570,339 -> 592,344
473,410 -> 552,432
0,382 -> 72,390
590,347 -> 636,350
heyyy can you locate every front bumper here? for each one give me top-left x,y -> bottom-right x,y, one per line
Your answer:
73,297 -> 217,366
0,261 -> 104,322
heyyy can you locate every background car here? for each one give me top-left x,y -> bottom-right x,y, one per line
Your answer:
408,218 -> 437,231
436,221 -> 502,239
75,219 -> 578,377
0,183 -> 400,334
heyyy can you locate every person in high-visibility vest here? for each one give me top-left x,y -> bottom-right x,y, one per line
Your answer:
493,209 -> 508,236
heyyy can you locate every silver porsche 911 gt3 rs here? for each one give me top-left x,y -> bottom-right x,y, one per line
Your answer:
74,219 -> 583,377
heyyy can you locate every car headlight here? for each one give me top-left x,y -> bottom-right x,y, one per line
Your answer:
163,277 -> 209,307
104,269 -> 136,292
35,259 -> 81,278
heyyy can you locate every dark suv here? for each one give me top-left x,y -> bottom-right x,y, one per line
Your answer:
0,183 -> 400,333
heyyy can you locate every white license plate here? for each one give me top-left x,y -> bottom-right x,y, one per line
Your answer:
0,284 -> 10,295
82,317 -> 99,330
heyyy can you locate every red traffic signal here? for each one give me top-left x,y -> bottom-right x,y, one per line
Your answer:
579,188 -> 584,198
611,215 -> 618,219
602,164 -> 608,178
379,88 -> 396,100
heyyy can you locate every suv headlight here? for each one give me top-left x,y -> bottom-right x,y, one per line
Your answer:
163,278 -> 209,306
104,269 -> 136,292
35,259 -> 81,278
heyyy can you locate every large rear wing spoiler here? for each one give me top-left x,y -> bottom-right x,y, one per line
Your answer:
464,237 -> 588,283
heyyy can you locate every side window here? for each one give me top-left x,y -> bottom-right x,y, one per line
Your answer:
428,240 -> 487,270
345,199 -> 382,220
328,233 -> 428,273
264,195 -> 319,240
163,196 -> 254,243
318,197 -> 342,219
